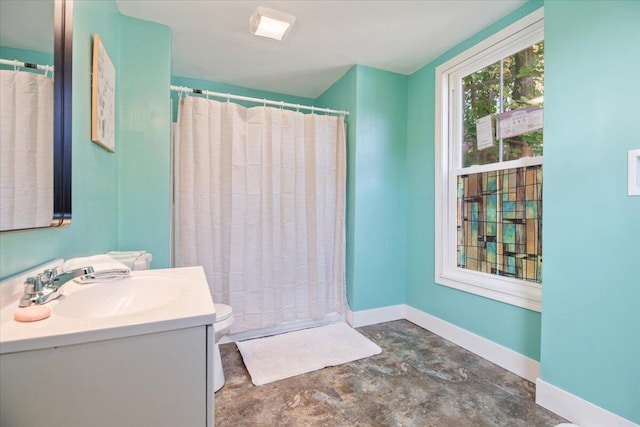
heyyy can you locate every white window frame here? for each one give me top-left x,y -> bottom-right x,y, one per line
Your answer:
434,8 -> 544,312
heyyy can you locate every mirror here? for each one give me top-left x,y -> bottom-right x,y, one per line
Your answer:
0,0 -> 72,232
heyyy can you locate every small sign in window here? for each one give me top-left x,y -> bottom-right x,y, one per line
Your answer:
496,107 -> 543,140
476,114 -> 495,150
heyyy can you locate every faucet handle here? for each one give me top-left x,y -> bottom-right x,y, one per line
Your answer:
42,269 -> 58,282
20,277 -> 40,307
25,276 -> 38,293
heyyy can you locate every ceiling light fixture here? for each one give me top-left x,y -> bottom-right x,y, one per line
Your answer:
249,6 -> 296,41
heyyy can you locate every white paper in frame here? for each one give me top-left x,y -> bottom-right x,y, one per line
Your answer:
91,34 -> 116,152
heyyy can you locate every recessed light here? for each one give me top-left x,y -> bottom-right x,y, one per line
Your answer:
250,6 -> 296,41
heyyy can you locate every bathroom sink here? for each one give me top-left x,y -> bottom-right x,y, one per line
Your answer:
54,273 -> 184,319
0,263 -> 215,354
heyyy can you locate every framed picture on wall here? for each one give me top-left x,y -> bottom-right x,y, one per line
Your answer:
91,34 -> 116,152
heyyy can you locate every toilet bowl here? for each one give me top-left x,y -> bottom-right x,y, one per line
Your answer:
213,303 -> 234,392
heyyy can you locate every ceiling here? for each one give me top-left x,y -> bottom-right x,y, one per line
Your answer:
2,1 -> 527,99
117,0 -> 527,99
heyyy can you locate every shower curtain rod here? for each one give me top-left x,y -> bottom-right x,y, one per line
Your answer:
171,85 -> 349,116
0,58 -> 54,74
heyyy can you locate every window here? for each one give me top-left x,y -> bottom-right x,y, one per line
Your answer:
435,9 -> 544,311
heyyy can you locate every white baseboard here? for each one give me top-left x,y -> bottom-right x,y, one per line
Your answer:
536,378 -> 639,427
346,304 -> 405,328
403,305 -> 540,382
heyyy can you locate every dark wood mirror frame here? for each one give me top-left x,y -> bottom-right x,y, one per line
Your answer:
52,0 -> 73,228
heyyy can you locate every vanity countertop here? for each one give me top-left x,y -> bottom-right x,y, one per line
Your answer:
0,260 -> 216,354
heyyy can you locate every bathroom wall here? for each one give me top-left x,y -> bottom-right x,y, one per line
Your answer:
0,0 -> 171,278
65,0 -> 122,258
540,0 -> 640,422
405,0 -> 545,360
316,67 -> 358,307
118,16 -> 171,268
0,46 -> 53,70
318,65 -> 408,311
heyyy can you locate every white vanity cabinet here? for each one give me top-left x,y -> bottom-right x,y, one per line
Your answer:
0,263 -> 215,427
0,324 -> 214,427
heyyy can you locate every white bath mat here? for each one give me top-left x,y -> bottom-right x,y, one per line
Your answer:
236,322 -> 382,386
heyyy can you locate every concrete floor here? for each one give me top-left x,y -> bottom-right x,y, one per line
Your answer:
215,320 -> 566,426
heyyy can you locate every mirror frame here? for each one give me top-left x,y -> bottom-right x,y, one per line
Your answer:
52,0 -> 73,228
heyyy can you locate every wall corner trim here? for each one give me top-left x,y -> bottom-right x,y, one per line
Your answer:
346,305 -> 405,328
536,378 -> 639,427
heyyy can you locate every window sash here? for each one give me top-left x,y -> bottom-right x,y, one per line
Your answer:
455,156 -> 543,176
435,8 -> 544,312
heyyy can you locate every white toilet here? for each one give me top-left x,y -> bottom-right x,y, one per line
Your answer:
213,303 -> 234,392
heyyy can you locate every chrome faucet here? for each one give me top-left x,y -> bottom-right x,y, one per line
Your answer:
19,266 -> 95,307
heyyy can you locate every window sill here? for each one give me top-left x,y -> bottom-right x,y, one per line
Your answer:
436,270 -> 541,312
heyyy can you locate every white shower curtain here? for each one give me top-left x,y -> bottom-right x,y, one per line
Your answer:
0,70 -> 53,231
175,96 -> 346,334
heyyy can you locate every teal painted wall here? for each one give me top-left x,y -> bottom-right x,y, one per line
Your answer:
0,46 -> 53,72
405,0 -> 545,361
541,1 -> 640,423
119,16 -> 172,268
316,67 -> 358,307
0,1 -> 171,278
318,65 -> 407,311
352,66 -> 407,310
66,0 -> 122,258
